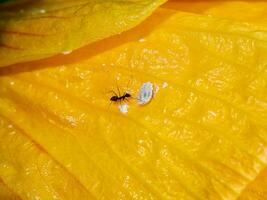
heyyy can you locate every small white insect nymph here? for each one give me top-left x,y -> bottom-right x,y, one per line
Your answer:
138,82 -> 153,105
118,104 -> 129,114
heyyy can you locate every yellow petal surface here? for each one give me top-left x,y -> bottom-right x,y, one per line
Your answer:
0,1 -> 267,200
163,0 -> 267,23
238,167 -> 267,200
0,0 -> 165,67
0,179 -> 20,200
164,2 -> 267,199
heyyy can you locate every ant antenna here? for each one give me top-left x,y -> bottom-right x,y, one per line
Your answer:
126,76 -> 131,90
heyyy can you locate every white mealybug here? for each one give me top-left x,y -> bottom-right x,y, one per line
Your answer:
118,104 -> 129,114
137,82 -> 153,105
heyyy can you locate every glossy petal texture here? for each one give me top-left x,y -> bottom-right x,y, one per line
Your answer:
164,2 -> 267,199
0,1 -> 267,200
238,167 -> 267,200
0,0 -> 165,67
0,179 -> 20,200
163,0 -> 267,23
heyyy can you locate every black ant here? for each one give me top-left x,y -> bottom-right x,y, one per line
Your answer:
109,78 -> 133,104
110,92 -> 131,103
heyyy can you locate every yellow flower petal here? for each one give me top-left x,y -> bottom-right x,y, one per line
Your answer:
0,1 -> 267,200
0,0 -> 165,67
238,167 -> 267,200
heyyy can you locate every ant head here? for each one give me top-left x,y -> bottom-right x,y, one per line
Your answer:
110,96 -> 118,101
125,93 -> 131,98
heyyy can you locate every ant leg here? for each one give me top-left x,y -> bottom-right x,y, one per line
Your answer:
132,96 -> 142,102
107,101 -> 113,112
119,99 -> 123,106
107,90 -> 118,97
116,79 -> 121,97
